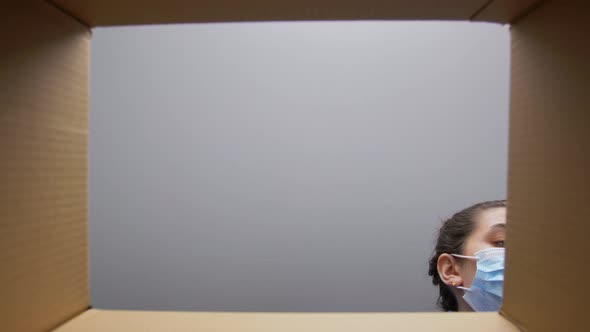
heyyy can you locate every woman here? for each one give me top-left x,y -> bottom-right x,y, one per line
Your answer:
428,200 -> 506,311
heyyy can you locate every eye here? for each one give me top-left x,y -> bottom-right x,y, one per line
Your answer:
493,240 -> 505,247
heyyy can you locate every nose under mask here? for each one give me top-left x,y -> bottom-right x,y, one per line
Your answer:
451,247 -> 505,311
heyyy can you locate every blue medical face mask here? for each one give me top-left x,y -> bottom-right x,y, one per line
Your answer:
451,247 -> 505,312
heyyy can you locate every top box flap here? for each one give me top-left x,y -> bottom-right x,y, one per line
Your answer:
470,0 -> 540,23
50,0 -> 540,27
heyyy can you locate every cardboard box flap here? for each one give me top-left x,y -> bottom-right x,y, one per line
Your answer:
502,0 -> 590,331
0,1 -> 90,331
50,0 -> 540,27
471,0 -> 540,23
54,309 -> 519,332
3,1 -> 588,332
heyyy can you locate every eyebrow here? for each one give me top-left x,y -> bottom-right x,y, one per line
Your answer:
485,224 -> 506,241
486,224 -> 507,237
490,223 -> 506,230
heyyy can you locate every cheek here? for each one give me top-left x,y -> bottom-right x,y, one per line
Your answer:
461,237 -> 486,288
464,237 -> 492,256
460,260 -> 477,288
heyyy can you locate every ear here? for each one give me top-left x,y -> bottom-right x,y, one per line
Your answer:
437,253 -> 464,287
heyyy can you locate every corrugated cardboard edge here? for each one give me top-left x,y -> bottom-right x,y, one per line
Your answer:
0,1 -> 90,331
54,309 -> 520,332
501,0 -> 590,331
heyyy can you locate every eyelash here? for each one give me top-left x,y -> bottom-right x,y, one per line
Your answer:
493,240 -> 505,247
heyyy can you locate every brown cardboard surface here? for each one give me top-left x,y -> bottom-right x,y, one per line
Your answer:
471,0 -> 540,22
502,0 -> 590,331
0,1 -> 90,331
2,0 -> 587,331
50,0 -> 533,27
54,309 -> 520,332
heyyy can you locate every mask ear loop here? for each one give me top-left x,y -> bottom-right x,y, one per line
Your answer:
451,253 -> 478,260
449,254 -> 477,291
450,281 -> 469,291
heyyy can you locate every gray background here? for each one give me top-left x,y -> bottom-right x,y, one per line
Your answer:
89,21 -> 509,312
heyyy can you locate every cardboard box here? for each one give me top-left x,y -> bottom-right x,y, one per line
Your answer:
1,0 -> 587,331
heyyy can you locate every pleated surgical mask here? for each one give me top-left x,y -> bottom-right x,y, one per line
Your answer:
452,247 -> 505,311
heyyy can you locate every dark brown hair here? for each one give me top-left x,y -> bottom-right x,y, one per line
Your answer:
428,200 -> 506,311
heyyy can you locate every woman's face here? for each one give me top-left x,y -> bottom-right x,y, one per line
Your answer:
459,207 -> 507,288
